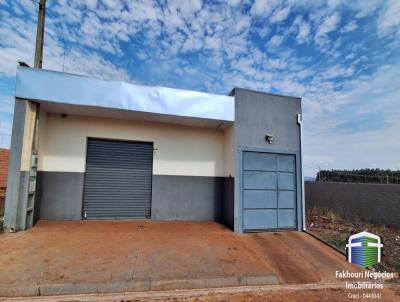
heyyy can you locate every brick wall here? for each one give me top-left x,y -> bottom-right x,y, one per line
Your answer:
0,148 -> 10,207
305,181 -> 400,228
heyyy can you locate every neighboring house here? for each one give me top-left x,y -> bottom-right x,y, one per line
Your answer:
4,66 -> 304,233
0,148 -> 10,208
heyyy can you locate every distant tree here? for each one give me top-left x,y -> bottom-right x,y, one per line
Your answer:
316,169 -> 400,184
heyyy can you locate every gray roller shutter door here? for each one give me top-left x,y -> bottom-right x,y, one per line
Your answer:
83,138 -> 153,219
242,152 -> 296,231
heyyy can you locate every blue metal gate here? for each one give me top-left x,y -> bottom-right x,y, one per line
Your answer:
242,151 -> 297,231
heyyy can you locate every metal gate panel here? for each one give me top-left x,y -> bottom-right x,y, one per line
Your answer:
83,138 -> 153,220
243,152 -> 276,171
278,173 -> 295,190
278,209 -> 296,227
278,191 -> 295,208
277,155 -> 296,228
277,155 -> 295,172
244,190 -> 277,209
242,151 -> 297,231
244,209 -> 277,230
244,171 -> 276,190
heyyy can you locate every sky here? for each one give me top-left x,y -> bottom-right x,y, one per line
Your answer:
0,0 -> 399,177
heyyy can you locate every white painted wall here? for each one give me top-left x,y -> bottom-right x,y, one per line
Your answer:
38,107 -> 47,165
38,113 -> 227,177
20,101 -> 37,171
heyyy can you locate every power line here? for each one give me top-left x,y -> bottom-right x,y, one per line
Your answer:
46,9 -> 68,72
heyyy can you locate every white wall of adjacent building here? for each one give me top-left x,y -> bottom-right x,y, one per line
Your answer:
38,111 -> 235,177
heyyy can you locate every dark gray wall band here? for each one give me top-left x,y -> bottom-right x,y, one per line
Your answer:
305,181 -> 400,228
151,175 -> 231,223
37,171 -> 84,220
36,172 -> 234,228
221,177 -> 234,230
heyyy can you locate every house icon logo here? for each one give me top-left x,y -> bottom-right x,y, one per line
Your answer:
346,231 -> 383,268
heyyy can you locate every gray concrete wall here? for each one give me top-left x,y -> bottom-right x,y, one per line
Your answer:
4,100 -> 29,231
305,181 -> 400,228
232,89 -> 302,232
151,175 -> 227,222
233,89 -> 301,152
37,172 -> 84,220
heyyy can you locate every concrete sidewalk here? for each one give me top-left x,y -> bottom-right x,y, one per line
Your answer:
0,221 -> 360,297
2,283 -> 400,302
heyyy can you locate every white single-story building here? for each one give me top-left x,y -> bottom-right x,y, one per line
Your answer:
5,66 -> 304,233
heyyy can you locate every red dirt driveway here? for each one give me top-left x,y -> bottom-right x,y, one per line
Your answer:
0,221 -> 362,297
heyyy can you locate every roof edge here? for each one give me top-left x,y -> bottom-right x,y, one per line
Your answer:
230,87 -> 302,100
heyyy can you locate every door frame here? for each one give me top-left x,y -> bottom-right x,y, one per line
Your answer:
238,146 -> 302,233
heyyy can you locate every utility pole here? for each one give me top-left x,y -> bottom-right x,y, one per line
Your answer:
34,0 -> 46,68
29,0 -> 46,230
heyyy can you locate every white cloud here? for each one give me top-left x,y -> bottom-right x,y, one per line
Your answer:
270,6 -> 291,23
276,78 -> 305,95
0,0 -> 132,106
177,0 -> 202,16
0,46 -> 34,76
250,0 -> 279,17
52,0 -> 83,24
303,63 -> 400,176
0,0 -> 399,175
226,0 -> 241,6
266,58 -> 286,69
320,65 -> 355,79
377,0 -> 400,38
341,21 -> 358,33
296,20 -> 311,44
0,8 -> 36,76
121,1 -> 159,22
351,1 -> 383,19
0,92 -> 14,114
267,35 -> 284,48
304,119 -> 400,176
315,13 -> 340,40
0,118 -> 12,149
45,48 -> 131,81
85,0 -> 97,10
81,12 -> 102,36
101,0 -> 120,10
204,35 -> 222,50
327,0 -> 342,9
